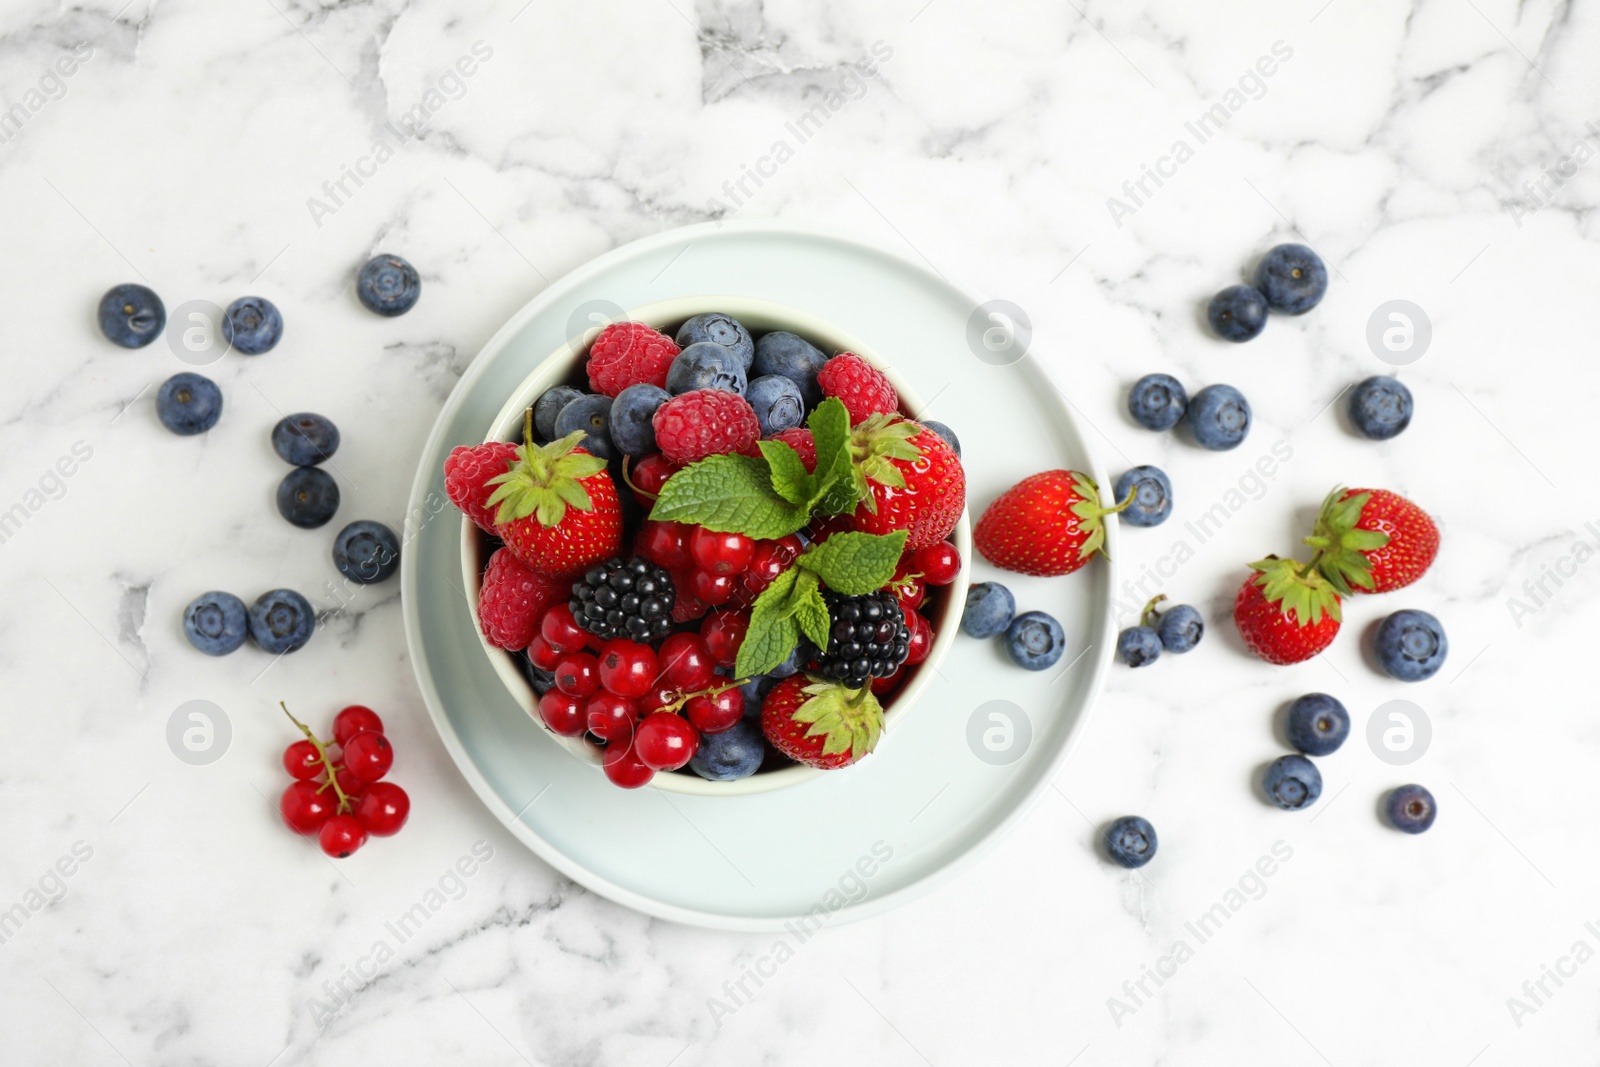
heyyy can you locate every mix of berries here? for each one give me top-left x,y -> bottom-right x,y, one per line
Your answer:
278,703 -> 410,858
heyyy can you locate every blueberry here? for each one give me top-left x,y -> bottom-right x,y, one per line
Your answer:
248,589 -> 315,654
768,645 -> 802,679
1117,626 -> 1161,667
738,675 -> 776,720
554,393 -> 615,459
1263,754 -> 1323,810
1186,384 -> 1251,451
1207,285 -> 1268,342
1385,784 -> 1437,834
1113,466 -> 1172,527
1005,610 -> 1065,670
533,386 -> 584,441
921,420 -> 961,458
182,591 -> 248,656
272,413 -> 340,466
1156,605 -> 1204,653
156,373 -> 223,435
961,582 -> 1015,639
222,296 -> 283,355
666,342 -> 746,395
277,467 -> 340,528
1128,373 -> 1187,431
1104,815 -> 1158,868
1375,609 -> 1448,681
357,254 -> 420,316
676,313 -> 753,370
1348,375 -> 1413,441
333,520 -> 400,585
609,383 -> 670,455
751,331 -> 827,406
1285,693 -> 1349,756
525,663 -> 556,697
1255,243 -> 1328,314
745,374 -> 805,436
98,283 -> 165,348
689,718 -> 765,781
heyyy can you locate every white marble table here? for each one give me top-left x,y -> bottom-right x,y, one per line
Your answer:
1,0 -> 1592,1062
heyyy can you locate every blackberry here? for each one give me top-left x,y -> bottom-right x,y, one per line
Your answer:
570,556 -> 676,642
816,590 -> 911,689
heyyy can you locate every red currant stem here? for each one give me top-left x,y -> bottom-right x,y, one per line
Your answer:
1139,595 -> 1167,629
280,702 -> 355,814
619,455 -> 657,501
522,406 -> 535,453
662,677 -> 750,715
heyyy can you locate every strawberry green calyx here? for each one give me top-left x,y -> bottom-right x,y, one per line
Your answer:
485,415 -> 609,529
792,677 -> 884,762
846,413 -> 923,514
1302,486 -> 1391,595
1249,555 -> 1342,628
1071,470 -> 1134,563
1139,595 -> 1167,629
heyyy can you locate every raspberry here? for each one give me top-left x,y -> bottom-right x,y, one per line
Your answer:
766,427 -> 816,472
586,322 -> 680,397
445,442 -> 521,532
652,389 -> 761,466
817,352 -> 897,424
478,547 -> 568,650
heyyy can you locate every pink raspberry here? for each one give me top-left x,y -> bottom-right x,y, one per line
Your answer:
445,441 -> 521,532
817,352 -> 898,424
652,390 -> 761,466
586,321 -> 680,397
478,547 -> 568,650
766,427 -> 816,473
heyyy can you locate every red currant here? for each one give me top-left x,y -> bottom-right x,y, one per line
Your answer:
280,780 -> 336,835
553,651 -> 601,697
540,604 -> 588,654
327,763 -> 361,798
689,526 -> 755,575
527,633 -> 562,671
538,690 -> 586,736
283,740 -> 321,780
689,569 -> 737,606
585,690 -> 639,743
684,687 -> 743,733
354,782 -> 410,836
638,683 -> 680,713
598,639 -> 658,698
670,582 -> 709,623
629,453 -> 681,505
915,542 -> 961,586
603,741 -> 655,788
905,611 -> 933,665
700,610 -> 749,667
657,632 -> 715,691
637,520 -> 692,571
892,575 -> 926,612
871,668 -> 903,695
633,712 -> 700,771
318,814 -> 368,858
341,731 -> 394,784
332,704 -> 384,746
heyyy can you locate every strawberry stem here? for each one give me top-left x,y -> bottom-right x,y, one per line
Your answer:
523,406 -> 535,452
281,701 -> 354,814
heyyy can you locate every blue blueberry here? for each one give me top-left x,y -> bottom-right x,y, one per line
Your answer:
738,675 -> 778,720
1375,609 -> 1448,681
689,718 -> 766,781
609,383 -> 670,455
272,413 -> 340,466
745,374 -> 804,436
333,520 -> 400,585
1207,285 -> 1268,342
98,283 -> 165,348
525,664 -> 556,697
751,331 -> 827,406
357,254 -> 420,316
1255,243 -> 1328,314
554,393 -> 615,459
1263,754 -> 1323,810
1104,815 -> 1158,868
1386,784 -> 1437,834
666,342 -> 746,395
1285,693 -> 1349,756
1005,610 -> 1065,670
222,296 -> 283,355
767,644 -> 802,679
277,467 -> 340,528
921,420 -> 961,458
248,589 -> 315,654
1113,466 -> 1172,527
1156,604 -> 1204,653
1186,384 -> 1251,451
533,385 -> 584,441
1128,373 -> 1187,431
1349,375 -> 1413,441
1117,626 -> 1161,667
676,313 -> 753,370
182,591 -> 248,656
962,582 -> 1015,639
156,373 -> 222,435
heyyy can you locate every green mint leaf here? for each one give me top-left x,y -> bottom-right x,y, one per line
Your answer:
736,567 -> 804,677
791,580 -> 831,649
797,530 -> 909,595
808,399 -> 862,515
649,453 -> 807,539
758,440 -> 813,507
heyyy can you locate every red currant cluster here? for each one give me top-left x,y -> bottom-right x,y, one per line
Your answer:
278,703 -> 410,857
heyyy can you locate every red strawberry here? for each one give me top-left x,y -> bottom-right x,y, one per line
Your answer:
973,469 -> 1128,576
477,547 -> 567,650
766,427 -> 816,472
585,321 -> 680,397
1306,487 -> 1439,595
817,352 -> 897,424
845,415 -> 965,551
760,676 -> 883,770
486,416 -> 624,579
1233,557 -> 1342,665
444,441 -> 521,532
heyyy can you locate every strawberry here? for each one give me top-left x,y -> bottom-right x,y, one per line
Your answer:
1233,557 -> 1342,665
486,415 -> 624,579
477,547 -> 568,650
1305,487 -> 1439,595
845,415 -> 965,551
760,676 -> 883,770
973,469 -> 1129,576
444,441 -> 521,533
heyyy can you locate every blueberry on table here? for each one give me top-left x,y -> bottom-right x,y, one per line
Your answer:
1255,243 -> 1328,314
745,374 -> 804,436
1104,815 -> 1158,868
333,521 -> 400,584
920,420 -> 961,459
553,393 -> 615,459
1005,610 -> 1065,670
533,386 -> 584,441
357,254 -> 420,316
1263,754 -> 1323,810
272,413 -> 340,466
1348,375 -> 1413,440
156,373 -> 222,435
1185,383 -> 1251,451
609,383 -> 670,455
1117,625 -> 1161,667
675,313 -> 753,370
1375,609 -> 1447,681
1285,693 -> 1348,756
1385,784 -> 1437,833
752,330 -> 828,407
223,296 -> 283,354
277,466 -> 340,528
666,342 -> 746,395
1127,373 -> 1187,431
249,589 -> 315,654
183,591 -> 248,655
98,283 -> 165,348
689,718 -> 765,782
1156,604 -> 1203,653
1207,285 -> 1268,342
1113,465 -> 1172,527
961,582 -> 1015,639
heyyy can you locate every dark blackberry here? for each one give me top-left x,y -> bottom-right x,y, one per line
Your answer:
816,590 -> 911,689
570,556 -> 676,642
